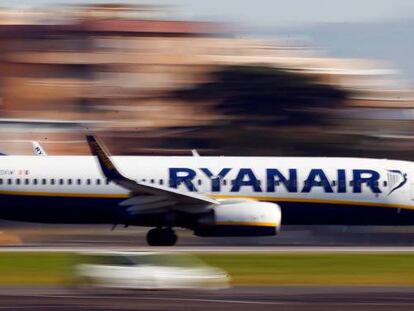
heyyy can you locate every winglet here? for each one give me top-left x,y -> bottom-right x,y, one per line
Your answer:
86,135 -> 123,181
86,136 -> 218,206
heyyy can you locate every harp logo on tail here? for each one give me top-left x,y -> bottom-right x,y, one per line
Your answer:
387,170 -> 407,195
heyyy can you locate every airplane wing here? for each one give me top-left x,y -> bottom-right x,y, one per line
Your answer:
86,135 -> 218,212
32,141 -> 47,156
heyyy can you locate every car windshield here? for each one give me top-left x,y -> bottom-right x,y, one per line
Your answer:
86,254 -> 137,266
85,253 -> 207,268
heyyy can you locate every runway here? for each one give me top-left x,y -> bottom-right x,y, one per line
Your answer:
2,245 -> 414,253
0,246 -> 411,310
0,287 -> 413,310
0,234 -> 413,310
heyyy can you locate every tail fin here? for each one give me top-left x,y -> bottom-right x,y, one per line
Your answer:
86,135 -> 123,181
32,141 -> 47,156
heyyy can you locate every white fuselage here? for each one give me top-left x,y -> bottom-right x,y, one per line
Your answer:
0,156 -> 413,226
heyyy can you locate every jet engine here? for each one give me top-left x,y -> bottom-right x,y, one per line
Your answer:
194,199 -> 282,237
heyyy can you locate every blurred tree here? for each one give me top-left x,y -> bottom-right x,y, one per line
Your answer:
173,65 -> 349,126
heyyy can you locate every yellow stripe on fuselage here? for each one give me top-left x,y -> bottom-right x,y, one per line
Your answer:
0,190 -> 413,211
216,221 -> 278,227
210,194 -> 414,211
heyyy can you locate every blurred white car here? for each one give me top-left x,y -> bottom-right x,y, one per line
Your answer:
74,251 -> 230,290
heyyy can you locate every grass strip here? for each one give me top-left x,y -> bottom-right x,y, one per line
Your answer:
0,252 -> 75,285
198,253 -> 414,286
0,252 -> 413,286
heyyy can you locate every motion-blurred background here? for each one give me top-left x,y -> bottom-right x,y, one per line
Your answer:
1,0 -> 414,159
1,4 -> 414,309
1,0 -> 414,246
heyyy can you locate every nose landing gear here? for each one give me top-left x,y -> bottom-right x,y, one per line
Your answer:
146,228 -> 178,246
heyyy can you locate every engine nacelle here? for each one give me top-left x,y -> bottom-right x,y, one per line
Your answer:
194,199 -> 282,237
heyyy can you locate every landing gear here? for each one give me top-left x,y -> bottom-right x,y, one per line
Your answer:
146,228 -> 178,246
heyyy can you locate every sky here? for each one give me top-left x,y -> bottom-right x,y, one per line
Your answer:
6,0 -> 414,27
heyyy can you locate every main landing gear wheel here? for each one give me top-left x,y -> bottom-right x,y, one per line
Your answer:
146,228 -> 178,246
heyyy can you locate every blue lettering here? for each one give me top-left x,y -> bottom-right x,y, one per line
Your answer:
200,168 -> 231,192
337,169 -> 346,193
266,169 -> 297,192
169,168 -> 197,191
231,168 -> 262,192
302,169 -> 333,193
352,169 -> 381,193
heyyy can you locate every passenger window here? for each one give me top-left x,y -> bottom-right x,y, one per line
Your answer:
77,179 -> 82,185
0,179 -> 2,185
50,179 -> 55,185
67,179 -> 72,185
223,179 -> 227,186
16,179 -> 21,185
159,179 -> 164,185
150,179 -> 154,184
142,179 -> 146,182
96,179 -> 101,185
59,179 -> 64,185
7,179 -> 12,185
42,179 -> 46,185
33,179 -> 37,185
198,179 -> 202,186
86,179 -> 91,185
24,179 -> 29,185
383,181 -> 387,187
105,179 -> 110,185
331,180 -> 336,186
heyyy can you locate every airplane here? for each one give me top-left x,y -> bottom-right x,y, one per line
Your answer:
31,141 -> 47,156
0,135 -> 413,246
0,141 -> 47,156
